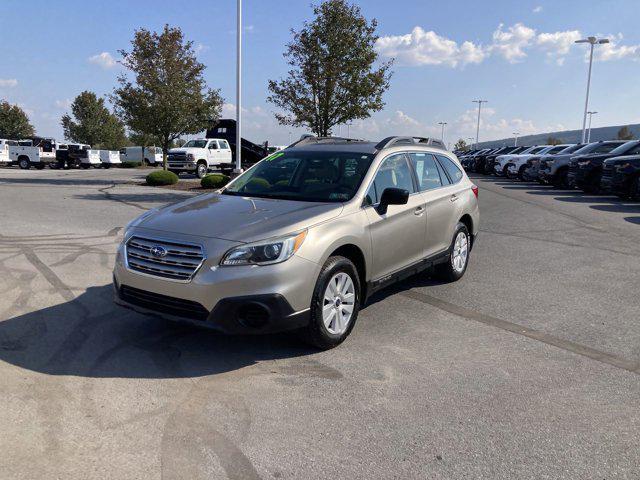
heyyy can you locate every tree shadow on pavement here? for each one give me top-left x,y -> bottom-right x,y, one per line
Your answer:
0,285 -> 314,379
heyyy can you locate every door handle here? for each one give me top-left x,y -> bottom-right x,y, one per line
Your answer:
450,194 -> 459,202
414,206 -> 425,216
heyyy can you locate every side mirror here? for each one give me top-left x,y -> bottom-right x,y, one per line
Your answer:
377,187 -> 409,215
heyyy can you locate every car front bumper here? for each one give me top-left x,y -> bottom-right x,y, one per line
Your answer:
112,240 -> 320,334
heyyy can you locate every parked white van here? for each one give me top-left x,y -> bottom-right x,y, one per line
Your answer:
0,139 -> 18,165
119,146 -> 162,165
99,150 -> 121,168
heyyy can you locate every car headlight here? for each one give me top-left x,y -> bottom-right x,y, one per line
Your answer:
578,161 -> 591,166
220,230 -> 307,266
187,153 -> 195,161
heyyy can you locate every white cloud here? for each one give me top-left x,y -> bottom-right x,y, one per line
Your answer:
594,34 -> 640,62
537,30 -> 582,65
55,99 -> 72,109
489,23 -> 537,63
533,6 -> 543,13
375,27 -> 485,67
88,52 -> 117,69
0,78 -> 18,88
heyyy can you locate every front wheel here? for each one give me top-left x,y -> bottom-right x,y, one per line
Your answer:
196,162 -> 208,179
435,222 -> 470,282
301,256 -> 361,350
18,157 -> 30,170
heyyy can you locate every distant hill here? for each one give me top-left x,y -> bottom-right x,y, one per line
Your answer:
475,123 -> 640,148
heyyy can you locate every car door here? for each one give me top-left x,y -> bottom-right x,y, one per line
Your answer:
207,141 -> 219,165
411,153 -> 465,256
364,152 -> 426,280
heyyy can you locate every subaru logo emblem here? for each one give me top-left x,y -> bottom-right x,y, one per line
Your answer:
150,246 -> 167,258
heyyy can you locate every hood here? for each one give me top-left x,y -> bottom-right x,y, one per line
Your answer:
168,147 -> 202,155
605,154 -> 640,166
573,153 -> 614,163
132,193 -> 343,243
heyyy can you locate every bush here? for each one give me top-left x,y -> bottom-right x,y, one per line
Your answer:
120,161 -> 139,168
246,177 -> 271,191
201,173 -> 230,189
145,170 -> 179,186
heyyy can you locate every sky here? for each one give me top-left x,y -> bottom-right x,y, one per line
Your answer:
1,0 -> 639,147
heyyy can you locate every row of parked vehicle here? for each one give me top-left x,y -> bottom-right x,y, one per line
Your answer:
455,139 -> 640,200
0,136 -> 169,170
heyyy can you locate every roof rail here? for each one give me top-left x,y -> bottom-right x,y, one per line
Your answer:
375,136 -> 447,151
288,135 -> 366,148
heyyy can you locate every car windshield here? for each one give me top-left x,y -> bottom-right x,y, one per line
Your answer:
183,140 -> 208,148
223,150 -> 374,202
609,141 -> 640,155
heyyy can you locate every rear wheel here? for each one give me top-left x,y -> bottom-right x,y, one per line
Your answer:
18,157 -> 30,170
80,163 -> 90,169
301,256 -> 361,350
435,222 -> 470,282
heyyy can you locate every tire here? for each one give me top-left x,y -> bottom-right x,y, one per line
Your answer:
435,222 -> 471,282
18,157 -> 30,170
103,164 -> 111,169
80,164 -> 90,169
301,256 -> 361,350
582,171 -> 601,194
518,165 -> 527,180
552,168 -> 568,188
196,161 -> 208,179
630,175 -> 640,200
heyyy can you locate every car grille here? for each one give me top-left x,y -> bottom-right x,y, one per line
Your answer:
168,153 -> 187,165
125,236 -> 205,281
601,164 -> 614,184
119,285 -> 209,320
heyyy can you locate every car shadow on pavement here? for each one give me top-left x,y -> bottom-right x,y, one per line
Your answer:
625,216 -> 640,225
0,285 -> 315,379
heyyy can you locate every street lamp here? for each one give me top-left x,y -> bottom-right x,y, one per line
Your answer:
234,0 -> 243,175
575,36 -> 609,143
438,121 -> 447,143
512,131 -> 520,146
472,100 -> 487,147
587,111 -> 598,142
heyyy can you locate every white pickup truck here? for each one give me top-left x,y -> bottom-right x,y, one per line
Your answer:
167,138 -> 233,178
9,137 -> 57,169
99,150 -> 121,168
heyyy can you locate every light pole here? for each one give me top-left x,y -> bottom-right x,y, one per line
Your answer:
575,36 -> 609,144
472,100 -> 487,147
234,0 -> 243,174
438,122 -> 447,143
587,111 -> 598,142
512,131 -> 520,147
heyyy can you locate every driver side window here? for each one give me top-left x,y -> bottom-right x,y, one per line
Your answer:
365,153 -> 415,205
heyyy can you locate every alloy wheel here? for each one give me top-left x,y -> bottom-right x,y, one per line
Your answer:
322,272 -> 355,335
451,231 -> 469,273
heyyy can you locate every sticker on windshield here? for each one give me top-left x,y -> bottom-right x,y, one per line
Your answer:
265,152 -> 285,162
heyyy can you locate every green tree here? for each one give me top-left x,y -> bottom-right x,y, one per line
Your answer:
0,100 -> 35,139
112,25 -> 223,169
454,138 -> 469,152
267,0 -> 392,137
617,126 -> 634,140
61,91 -> 127,149
546,136 -> 562,145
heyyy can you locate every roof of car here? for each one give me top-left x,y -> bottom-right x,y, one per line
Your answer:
286,141 -> 379,155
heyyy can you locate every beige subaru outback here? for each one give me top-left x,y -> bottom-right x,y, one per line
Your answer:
113,136 -> 480,349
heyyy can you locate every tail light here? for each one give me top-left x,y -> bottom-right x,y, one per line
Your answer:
471,184 -> 479,198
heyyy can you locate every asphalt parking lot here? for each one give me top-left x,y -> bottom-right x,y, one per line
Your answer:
1,167 -> 639,479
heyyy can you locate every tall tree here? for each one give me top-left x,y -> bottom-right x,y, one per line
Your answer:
112,25 -> 223,169
267,0 -> 392,137
0,100 -> 35,139
617,126 -> 635,140
546,136 -> 562,145
454,138 -> 469,152
61,91 -> 127,149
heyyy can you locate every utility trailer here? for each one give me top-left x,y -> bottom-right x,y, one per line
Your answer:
9,137 -> 57,169
0,139 -> 18,166
99,150 -> 121,168
56,144 -> 100,169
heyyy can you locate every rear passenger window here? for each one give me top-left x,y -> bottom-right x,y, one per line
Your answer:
436,155 -> 463,184
408,153 -> 443,191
